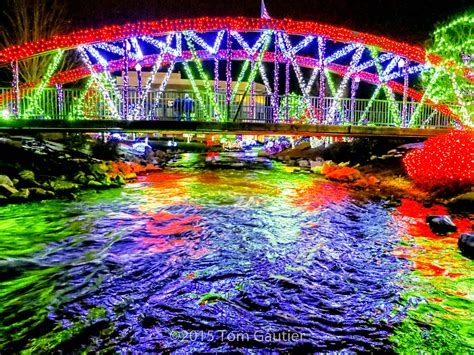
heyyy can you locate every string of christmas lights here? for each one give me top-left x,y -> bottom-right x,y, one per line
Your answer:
285,61 -> 290,122
86,46 -> 123,101
369,47 -> 401,125
273,32 -> 280,123
55,83 -> 64,117
68,76 -> 93,119
184,32 -> 222,119
78,46 -> 120,119
182,61 -> 210,120
11,61 -> 19,116
25,49 -> 64,117
187,30 -> 225,54
318,36 -> 326,122
149,61 -> 176,116
327,45 -> 364,124
122,40 -> 130,119
225,31 -> 232,114
1,17 -> 455,71
130,37 -> 144,60
132,33 -> 173,120
280,32 -> 315,123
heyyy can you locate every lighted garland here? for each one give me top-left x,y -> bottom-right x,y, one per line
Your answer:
324,69 -> 347,123
358,86 -> 381,125
410,68 -> 442,127
56,84 -> 64,116
422,11 -> 474,124
1,17 -> 453,71
187,30 -> 225,54
25,49 -> 64,117
78,46 -> 120,119
11,61 -> 19,116
318,36 -> 326,121
230,60 -> 250,103
369,47 -> 401,125
285,61 -> 290,122
183,32 -> 222,119
273,32 -> 280,123
68,76 -> 93,119
132,33 -> 174,120
279,32 -> 315,123
150,61 -> 176,116
225,30 -> 232,110
235,31 -> 272,121
86,46 -> 123,101
327,45 -> 364,124
182,61 -> 210,120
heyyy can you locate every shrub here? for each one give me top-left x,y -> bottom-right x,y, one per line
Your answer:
403,130 -> 474,192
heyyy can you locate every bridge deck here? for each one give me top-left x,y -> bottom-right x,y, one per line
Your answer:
0,119 -> 449,138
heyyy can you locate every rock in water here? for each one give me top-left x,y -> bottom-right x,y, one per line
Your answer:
426,215 -> 458,235
458,233 -> 474,259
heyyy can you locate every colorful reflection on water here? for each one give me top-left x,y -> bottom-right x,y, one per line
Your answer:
0,152 -> 472,353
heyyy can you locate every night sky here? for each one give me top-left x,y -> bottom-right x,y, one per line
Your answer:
63,0 -> 473,45
0,0 -> 471,46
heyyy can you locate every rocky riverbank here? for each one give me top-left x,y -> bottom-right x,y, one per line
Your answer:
0,135 -> 172,206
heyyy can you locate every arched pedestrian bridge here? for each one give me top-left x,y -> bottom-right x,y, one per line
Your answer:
0,17 -> 471,136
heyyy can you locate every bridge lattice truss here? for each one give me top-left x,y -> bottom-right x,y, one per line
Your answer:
0,17 -> 471,128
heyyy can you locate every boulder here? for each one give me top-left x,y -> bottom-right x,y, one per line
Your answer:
310,160 -> 323,168
0,175 -> 14,187
458,233 -> 474,259
50,180 -> 79,192
18,170 -> 38,186
448,192 -> 474,212
298,160 -> 309,168
87,180 -> 103,187
325,167 -> 362,182
28,188 -> 55,200
0,184 -> 18,196
10,189 -> 30,202
426,215 -> 458,235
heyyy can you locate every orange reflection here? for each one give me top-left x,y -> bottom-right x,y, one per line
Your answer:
293,181 -> 349,211
138,211 -> 207,259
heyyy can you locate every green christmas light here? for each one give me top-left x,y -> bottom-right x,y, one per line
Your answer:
183,32 -> 222,120
230,60 -> 250,104
25,49 -> 64,117
369,47 -> 401,125
358,86 -> 382,125
423,11 -> 473,125
182,61 -> 210,120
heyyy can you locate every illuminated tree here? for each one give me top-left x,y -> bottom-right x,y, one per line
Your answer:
0,0 -> 70,83
421,11 -> 474,125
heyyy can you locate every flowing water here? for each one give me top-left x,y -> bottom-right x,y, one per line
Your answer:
0,152 -> 472,353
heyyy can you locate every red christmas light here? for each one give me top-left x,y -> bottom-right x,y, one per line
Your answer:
0,49 -> 460,122
0,16 -> 468,75
403,130 -> 474,191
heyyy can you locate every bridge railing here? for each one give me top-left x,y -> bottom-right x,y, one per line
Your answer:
0,87 -> 455,128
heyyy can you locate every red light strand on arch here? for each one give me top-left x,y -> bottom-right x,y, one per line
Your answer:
0,17 -> 444,67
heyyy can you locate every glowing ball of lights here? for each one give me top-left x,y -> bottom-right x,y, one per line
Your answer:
403,130 -> 474,191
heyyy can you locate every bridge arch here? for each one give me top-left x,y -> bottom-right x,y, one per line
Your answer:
0,17 -> 470,127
